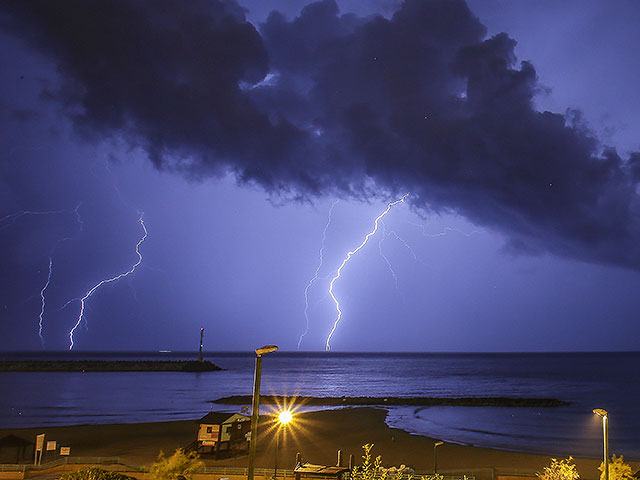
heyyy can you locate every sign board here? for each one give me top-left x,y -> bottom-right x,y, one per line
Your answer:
201,440 -> 216,446
34,434 -> 45,465
60,447 -> 71,456
46,441 -> 57,451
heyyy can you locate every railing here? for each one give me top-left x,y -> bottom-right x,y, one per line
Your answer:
0,457 -> 145,474
0,464 -> 28,472
0,458 -> 476,480
494,468 -> 538,478
198,467 -> 475,480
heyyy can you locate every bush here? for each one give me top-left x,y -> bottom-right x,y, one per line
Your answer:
148,449 -> 204,480
351,443 -> 441,480
60,468 -> 135,480
599,455 -> 634,480
537,457 -> 580,480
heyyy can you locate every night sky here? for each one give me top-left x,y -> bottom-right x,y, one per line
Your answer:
1,0 -> 639,352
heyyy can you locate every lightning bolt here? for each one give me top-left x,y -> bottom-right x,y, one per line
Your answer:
378,220 -> 400,292
67,213 -> 148,350
325,193 -> 409,351
298,200 -> 339,350
0,209 -> 70,230
386,228 -> 419,262
37,203 -> 84,346
37,257 -> 53,346
410,222 -> 482,238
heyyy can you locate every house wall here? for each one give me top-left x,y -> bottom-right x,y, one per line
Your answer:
197,424 -> 220,443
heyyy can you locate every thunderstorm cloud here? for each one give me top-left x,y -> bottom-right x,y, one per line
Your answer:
2,0 -> 639,269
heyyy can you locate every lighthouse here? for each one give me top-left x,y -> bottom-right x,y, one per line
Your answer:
197,327 -> 204,362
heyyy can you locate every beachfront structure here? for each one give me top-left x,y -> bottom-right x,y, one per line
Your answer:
0,434 -> 33,464
196,412 -> 250,456
294,464 -> 350,480
293,451 -> 352,480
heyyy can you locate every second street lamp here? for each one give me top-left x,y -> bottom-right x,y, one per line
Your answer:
593,409 -> 609,480
433,441 -> 444,474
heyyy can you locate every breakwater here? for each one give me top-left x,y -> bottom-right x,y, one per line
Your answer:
212,394 -> 569,407
0,360 -> 221,372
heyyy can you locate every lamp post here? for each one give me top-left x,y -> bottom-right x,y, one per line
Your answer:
433,441 -> 444,474
247,345 -> 279,480
593,409 -> 609,480
273,410 -> 293,479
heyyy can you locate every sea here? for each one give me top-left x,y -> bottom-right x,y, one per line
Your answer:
0,351 -> 638,460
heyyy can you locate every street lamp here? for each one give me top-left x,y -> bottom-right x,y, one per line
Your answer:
433,441 -> 444,474
247,345 -> 279,480
273,410 -> 293,479
593,409 -> 609,480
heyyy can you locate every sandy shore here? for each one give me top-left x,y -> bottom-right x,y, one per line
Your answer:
0,408 -> 628,480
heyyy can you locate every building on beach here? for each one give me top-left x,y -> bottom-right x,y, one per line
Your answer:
195,412 -> 250,456
0,434 -> 33,464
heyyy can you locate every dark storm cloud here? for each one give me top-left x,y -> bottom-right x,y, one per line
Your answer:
2,0 -> 639,268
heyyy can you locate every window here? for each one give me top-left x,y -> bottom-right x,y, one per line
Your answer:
206,426 -> 212,433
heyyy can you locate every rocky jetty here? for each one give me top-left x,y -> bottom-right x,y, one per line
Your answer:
0,360 -> 222,372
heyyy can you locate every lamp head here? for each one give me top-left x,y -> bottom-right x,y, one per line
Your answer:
434,441 -> 444,447
593,408 -> 608,418
255,345 -> 279,356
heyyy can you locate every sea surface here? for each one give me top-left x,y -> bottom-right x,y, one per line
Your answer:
0,351 -> 638,460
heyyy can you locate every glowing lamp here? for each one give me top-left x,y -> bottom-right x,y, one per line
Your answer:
278,410 -> 293,425
256,345 -> 279,356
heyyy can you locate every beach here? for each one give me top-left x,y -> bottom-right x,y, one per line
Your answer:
0,408 -> 624,480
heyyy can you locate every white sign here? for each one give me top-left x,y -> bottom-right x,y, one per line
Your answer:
60,447 -> 71,456
46,441 -> 57,451
35,434 -> 45,465
35,434 -> 45,451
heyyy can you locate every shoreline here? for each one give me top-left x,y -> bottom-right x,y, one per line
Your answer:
0,407 -> 628,480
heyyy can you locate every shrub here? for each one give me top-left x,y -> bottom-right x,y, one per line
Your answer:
60,468 -> 135,480
351,443 -> 441,480
537,457 -> 580,480
599,455 -> 634,480
148,449 -> 204,480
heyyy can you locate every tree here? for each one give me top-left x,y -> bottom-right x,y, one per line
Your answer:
537,457 -> 580,480
599,455 -> 634,480
148,449 -> 204,480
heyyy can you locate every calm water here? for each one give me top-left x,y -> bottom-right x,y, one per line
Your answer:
0,351 -> 638,459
